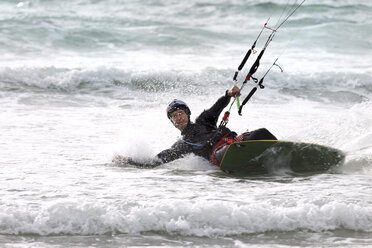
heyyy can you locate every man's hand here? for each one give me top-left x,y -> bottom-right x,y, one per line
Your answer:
227,85 -> 241,97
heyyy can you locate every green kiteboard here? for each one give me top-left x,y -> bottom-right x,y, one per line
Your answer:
219,140 -> 345,175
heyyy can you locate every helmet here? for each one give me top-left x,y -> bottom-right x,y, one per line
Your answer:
166,99 -> 191,119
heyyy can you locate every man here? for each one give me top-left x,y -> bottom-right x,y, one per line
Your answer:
114,85 -> 277,167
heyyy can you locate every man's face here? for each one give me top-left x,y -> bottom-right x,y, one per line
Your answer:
170,109 -> 189,131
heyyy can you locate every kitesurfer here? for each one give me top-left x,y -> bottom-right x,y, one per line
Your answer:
114,85 -> 277,167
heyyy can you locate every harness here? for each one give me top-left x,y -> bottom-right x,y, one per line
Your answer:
209,132 -> 246,166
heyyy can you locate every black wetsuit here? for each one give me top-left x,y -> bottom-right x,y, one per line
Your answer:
128,92 -> 278,167
128,91 -> 236,167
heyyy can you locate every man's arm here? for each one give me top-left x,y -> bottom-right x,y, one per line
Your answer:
113,140 -> 191,168
196,86 -> 240,127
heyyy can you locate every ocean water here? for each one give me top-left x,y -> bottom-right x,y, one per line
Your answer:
1,0 -> 372,247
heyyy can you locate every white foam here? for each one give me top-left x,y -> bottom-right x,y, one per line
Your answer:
1,199 -> 371,236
